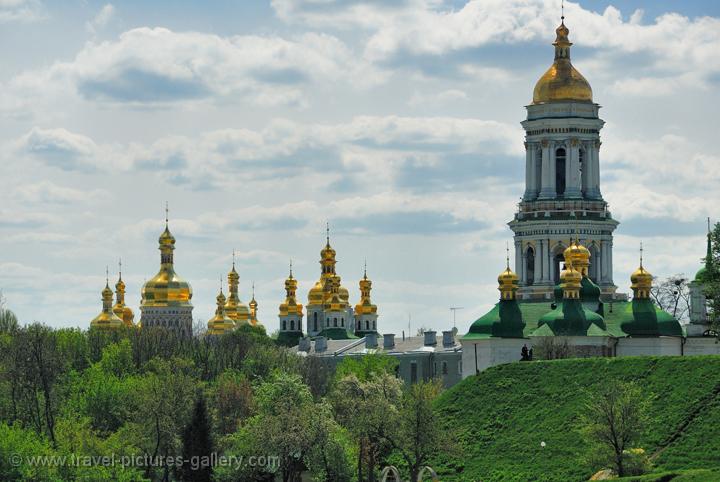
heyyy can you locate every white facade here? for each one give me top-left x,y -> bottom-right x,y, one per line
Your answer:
509,102 -> 620,300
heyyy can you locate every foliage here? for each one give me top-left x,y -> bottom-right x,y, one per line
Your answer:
580,381 -> 650,477
707,222 -> 720,329
179,395 -> 213,482
333,353 -> 399,383
432,356 -> 720,481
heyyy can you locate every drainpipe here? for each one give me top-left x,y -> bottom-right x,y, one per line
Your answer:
474,343 -> 479,375
681,336 -> 686,356
612,337 -> 620,357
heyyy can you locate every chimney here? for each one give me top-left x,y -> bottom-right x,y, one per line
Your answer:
298,336 -> 311,352
314,336 -> 327,353
442,330 -> 454,348
383,333 -> 395,349
365,333 -> 378,349
423,330 -> 437,346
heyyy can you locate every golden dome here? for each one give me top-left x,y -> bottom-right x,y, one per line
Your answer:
224,256 -> 250,325
532,21 -> 593,104
564,239 -> 591,277
207,288 -> 235,335
308,280 -> 325,305
280,265 -> 304,317
355,267 -> 378,315
140,223 -> 193,308
91,278 -> 124,330
560,261 -> 582,299
112,265 -> 135,327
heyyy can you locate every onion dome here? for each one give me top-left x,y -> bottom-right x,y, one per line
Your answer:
280,263 -> 304,317
560,262 -> 582,299
308,280 -> 325,305
224,253 -> 250,325
207,285 -> 235,335
141,216 -> 193,309
631,245 -> 653,299
497,251 -> 520,300
112,260 -> 135,327
91,273 -> 124,330
249,283 -> 260,326
533,19 -> 593,104
355,264 -> 378,315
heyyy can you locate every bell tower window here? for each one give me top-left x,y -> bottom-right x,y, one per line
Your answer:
555,148 -> 566,196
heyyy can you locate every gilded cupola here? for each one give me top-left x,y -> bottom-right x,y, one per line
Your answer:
224,251 -> 250,325
564,238 -> 591,277
532,17 -> 593,104
249,283 -> 260,326
91,269 -> 124,330
355,263 -> 378,315
309,223 -> 349,307
140,210 -> 193,309
112,259 -> 135,327
631,244 -> 653,299
560,256 -> 582,299
207,282 -> 235,335
498,250 -> 520,301
280,262 -> 304,317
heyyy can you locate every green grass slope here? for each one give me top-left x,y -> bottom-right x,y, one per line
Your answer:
433,356 -> 720,481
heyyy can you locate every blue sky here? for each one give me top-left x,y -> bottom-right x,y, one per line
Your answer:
0,0 -> 717,335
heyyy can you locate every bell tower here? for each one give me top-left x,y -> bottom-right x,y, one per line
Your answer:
508,16 -> 621,300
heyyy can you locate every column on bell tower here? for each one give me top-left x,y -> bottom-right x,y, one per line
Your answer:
565,138 -> 582,198
538,140 -> 554,199
523,142 -> 539,200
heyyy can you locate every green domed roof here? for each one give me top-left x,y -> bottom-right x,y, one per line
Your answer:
534,298 -> 607,337
465,300 -> 526,339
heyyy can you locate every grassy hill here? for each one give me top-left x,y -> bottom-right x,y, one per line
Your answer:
433,356 -> 720,481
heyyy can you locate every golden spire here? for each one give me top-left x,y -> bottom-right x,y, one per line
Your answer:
498,243 -> 520,300
355,261 -> 377,315
280,260 -> 304,317
224,251 -> 250,325
532,5 -> 593,104
249,282 -> 259,326
207,277 -> 235,335
91,267 -> 124,330
113,258 -> 135,327
631,242 -> 653,299
140,207 -> 193,309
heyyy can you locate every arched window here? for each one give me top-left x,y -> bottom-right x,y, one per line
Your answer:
313,312 -> 318,332
373,320 -> 376,330
282,320 -> 286,330
526,246 -> 535,286
366,320 -> 369,330
341,318 -> 344,327
442,361 -> 448,375
333,317 -> 338,327
290,320 -> 295,330
555,147 -> 566,196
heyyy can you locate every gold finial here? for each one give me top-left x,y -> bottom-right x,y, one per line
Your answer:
561,0 -> 565,22
105,266 -> 109,287
364,258 -> 367,279
165,201 -> 169,227
252,281 -> 255,299
220,276 -> 223,294
326,221 -> 330,245
232,249 -> 236,268
118,258 -> 122,281
640,241 -> 644,268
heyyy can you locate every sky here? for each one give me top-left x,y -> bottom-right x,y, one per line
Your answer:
0,0 -> 718,336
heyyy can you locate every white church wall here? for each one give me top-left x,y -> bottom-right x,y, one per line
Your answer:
615,337 -> 682,357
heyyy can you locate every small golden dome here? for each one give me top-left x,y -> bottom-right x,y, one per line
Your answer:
532,21 -> 593,104
207,288 -> 235,335
498,261 -> 520,301
560,261 -> 582,299
630,266 -> 652,287
91,279 -> 124,330
308,280 -> 324,305
159,225 -> 176,248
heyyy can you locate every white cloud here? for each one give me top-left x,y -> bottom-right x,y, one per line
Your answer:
4,27 -> 382,110
85,3 -> 115,35
14,180 -> 108,204
0,0 -> 44,23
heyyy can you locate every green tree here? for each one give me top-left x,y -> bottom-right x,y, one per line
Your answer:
334,353 -> 398,383
706,221 -> 720,329
180,395 -> 213,482
580,381 -> 650,477
210,369 -> 254,436
391,380 -> 444,482
0,293 -> 18,334
331,372 -> 403,482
